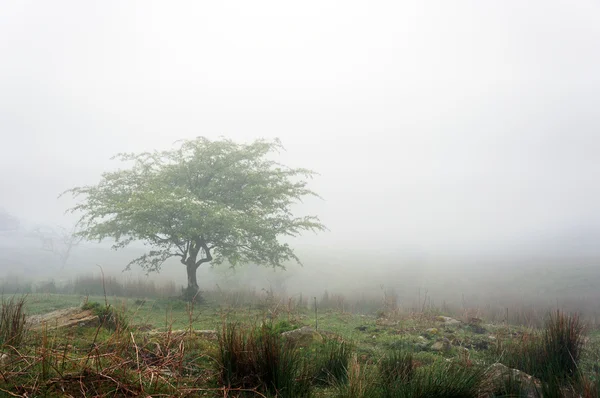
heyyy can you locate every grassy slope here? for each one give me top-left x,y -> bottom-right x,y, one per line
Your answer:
12,293 -> 600,397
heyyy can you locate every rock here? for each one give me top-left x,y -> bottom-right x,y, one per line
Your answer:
376,318 -> 398,327
436,316 -> 461,326
27,307 -> 99,331
471,339 -> 490,350
281,326 -> 323,346
415,336 -> 429,350
484,363 -> 541,398
134,324 -> 154,332
466,324 -> 487,334
146,329 -> 218,340
0,353 -> 9,366
430,338 -> 451,352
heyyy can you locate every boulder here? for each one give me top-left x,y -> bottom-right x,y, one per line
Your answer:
415,336 -> 429,350
430,337 -> 451,352
436,316 -> 461,326
281,326 -> 323,346
466,323 -> 487,334
27,307 -> 99,330
484,363 -> 541,398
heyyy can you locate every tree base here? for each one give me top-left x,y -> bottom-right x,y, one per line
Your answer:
181,286 -> 204,303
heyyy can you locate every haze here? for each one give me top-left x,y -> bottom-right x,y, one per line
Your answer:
1,1 -> 599,309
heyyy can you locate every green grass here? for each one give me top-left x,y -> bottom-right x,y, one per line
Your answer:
0,293 -> 597,397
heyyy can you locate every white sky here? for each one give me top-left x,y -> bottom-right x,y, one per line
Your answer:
1,0 -> 600,254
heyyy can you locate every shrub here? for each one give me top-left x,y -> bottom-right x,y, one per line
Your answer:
0,296 -> 27,347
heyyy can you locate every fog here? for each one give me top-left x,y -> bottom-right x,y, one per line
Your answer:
1,1 -> 600,312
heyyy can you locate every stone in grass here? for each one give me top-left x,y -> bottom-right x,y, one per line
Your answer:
281,326 -> 323,347
27,307 -> 99,331
375,318 -> 398,327
430,337 -> 451,352
415,336 -> 429,350
0,353 -> 9,365
484,363 -> 541,398
466,323 -> 487,334
436,316 -> 461,326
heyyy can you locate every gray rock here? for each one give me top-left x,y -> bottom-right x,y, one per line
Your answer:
430,338 -> 451,352
484,363 -> 541,398
436,316 -> 461,326
425,327 -> 439,335
0,353 -> 9,366
27,307 -> 99,330
281,326 -> 323,346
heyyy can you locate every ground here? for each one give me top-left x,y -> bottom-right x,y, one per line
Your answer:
0,293 -> 598,397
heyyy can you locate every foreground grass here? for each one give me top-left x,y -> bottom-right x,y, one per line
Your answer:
1,293 -> 598,397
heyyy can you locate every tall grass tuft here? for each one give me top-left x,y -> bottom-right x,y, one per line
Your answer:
216,322 -> 312,397
394,361 -> 485,398
378,350 -> 414,396
500,310 -> 585,388
314,338 -> 352,386
82,301 -> 129,331
335,354 -> 378,398
0,295 -> 28,347
542,310 -> 585,381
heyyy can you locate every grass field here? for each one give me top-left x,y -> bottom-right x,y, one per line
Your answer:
0,291 -> 597,397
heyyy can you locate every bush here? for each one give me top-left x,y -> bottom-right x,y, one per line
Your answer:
216,322 -> 312,397
0,296 -> 28,347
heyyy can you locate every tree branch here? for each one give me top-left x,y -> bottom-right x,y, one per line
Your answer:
194,239 -> 213,267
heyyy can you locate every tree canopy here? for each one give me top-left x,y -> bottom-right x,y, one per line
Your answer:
65,137 -> 325,294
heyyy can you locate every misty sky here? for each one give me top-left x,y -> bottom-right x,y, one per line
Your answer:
1,1 -> 600,254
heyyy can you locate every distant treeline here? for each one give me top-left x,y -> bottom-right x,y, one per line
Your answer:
0,274 -> 179,298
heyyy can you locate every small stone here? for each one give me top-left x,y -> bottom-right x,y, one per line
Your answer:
436,316 -> 461,326
467,324 -> 487,334
430,338 -> 451,352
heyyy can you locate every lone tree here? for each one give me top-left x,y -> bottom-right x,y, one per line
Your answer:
65,137 -> 325,298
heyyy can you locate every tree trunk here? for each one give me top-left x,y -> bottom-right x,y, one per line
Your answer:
186,262 -> 199,293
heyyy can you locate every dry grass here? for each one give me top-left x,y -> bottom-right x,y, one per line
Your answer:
0,295 -> 28,348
